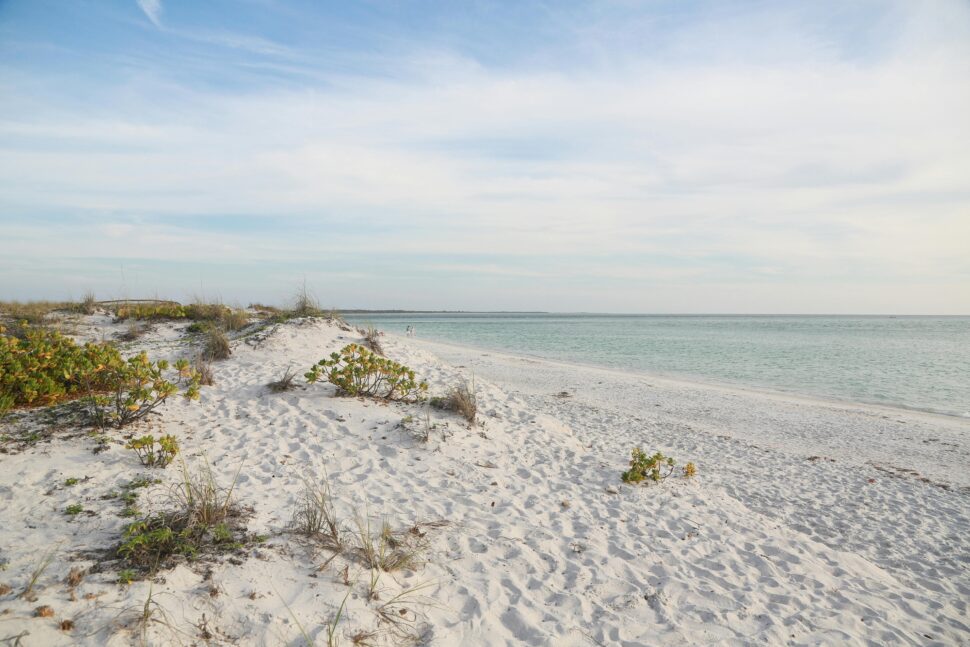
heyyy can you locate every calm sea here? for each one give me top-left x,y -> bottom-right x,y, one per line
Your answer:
344,314 -> 970,418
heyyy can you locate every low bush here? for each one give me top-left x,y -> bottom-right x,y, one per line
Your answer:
127,434 -> 179,468
0,324 -> 122,413
306,344 -> 427,401
621,448 -> 679,484
204,328 -> 231,360
89,355 -> 200,428
113,302 -> 187,321
117,516 -> 198,569
115,461 -> 244,575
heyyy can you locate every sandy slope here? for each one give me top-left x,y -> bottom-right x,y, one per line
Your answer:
0,317 -> 967,646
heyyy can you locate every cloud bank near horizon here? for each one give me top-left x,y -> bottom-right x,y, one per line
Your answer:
0,0 -> 968,313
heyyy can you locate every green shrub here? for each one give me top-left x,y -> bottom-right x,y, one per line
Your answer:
0,323 -> 122,412
621,448 -> 677,483
64,504 -> 84,517
114,303 -> 187,321
115,461 -> 244,575
89,355 -> 200,428
306,344 -> 427,401
127,434 -> 179,468
118,517 -> 198,569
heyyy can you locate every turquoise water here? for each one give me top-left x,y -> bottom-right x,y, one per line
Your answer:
344,314 -> 970,418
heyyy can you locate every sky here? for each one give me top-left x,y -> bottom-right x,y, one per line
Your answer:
0,0 -> 968,313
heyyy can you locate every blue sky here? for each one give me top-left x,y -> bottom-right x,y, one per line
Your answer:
1,0 -> 968,313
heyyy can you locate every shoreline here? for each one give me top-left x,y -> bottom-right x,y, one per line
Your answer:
387,331 -> 970,423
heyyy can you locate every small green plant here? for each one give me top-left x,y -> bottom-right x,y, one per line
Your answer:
306,344 -> 427,402
683,462 -> 697,478
212,523 -> 233,544
621,448 -> 677,483
65,503 -> 84,516
118,569 -> 137,585
127,476 -> 159,490
118,517 -> 198,569
120,505 -> 140,518
63,477 -> 80,487
127,434 -> 180,468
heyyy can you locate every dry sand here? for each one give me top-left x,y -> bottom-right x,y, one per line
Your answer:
0,315 -> 967,645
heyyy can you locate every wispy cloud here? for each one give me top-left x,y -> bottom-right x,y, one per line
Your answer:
136,0 -> 163,28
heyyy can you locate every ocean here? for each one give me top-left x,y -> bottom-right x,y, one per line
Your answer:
343,314 -> 970,418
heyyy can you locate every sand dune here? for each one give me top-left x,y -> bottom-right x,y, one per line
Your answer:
0,316 -> 967,645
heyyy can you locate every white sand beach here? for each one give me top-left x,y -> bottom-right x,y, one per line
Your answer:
1,315 -> 968,646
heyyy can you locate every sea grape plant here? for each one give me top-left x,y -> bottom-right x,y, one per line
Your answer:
0,323 -> 122,413
89,354 -> 200,429
621,448 -> 678,483
127,434 -> 180,468
306,343 -> 427,401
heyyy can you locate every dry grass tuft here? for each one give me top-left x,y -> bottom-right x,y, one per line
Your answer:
20,545 -> 58,601
351,513 -> 428,573
76,291 -> 97,315
194,353 -> 215,386
267,367 -> 298,393
65,567 -> 85,588
204,327 -> 231,360
432,379 -> 477,424
349,628 -> 379,646
118,320 -> 148,342
360,325 -> 383,355
291,475 -> 343,551
223,309 -> 249,331
0,301 -> 72,325
171,459 -> 241,529
290,282 -> 322,318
